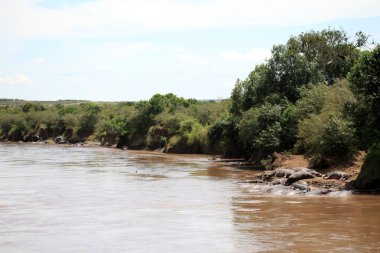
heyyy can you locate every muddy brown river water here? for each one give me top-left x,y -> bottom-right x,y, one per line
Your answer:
0,143 -> 379,252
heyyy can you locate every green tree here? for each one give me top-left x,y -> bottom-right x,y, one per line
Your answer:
207,118 -> 242,157
352,143 -> 380,190
296,80 -> 356,163
349,45 -> 380,147
229,28 -> 368,119
21,102 -> 46,113
238,103 -> 283,154
287,28 -> 368,84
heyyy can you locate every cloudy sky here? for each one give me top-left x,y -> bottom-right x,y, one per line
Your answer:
1,0 -> 380,101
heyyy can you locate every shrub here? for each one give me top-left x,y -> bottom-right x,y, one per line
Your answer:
166,118 -> 207,153
295,79 -> 357,163
238,103 -> 283,153
8,117 -> 30,141
146,125 -> 168,149
0,114 -> 13,136
297,112 -> 355,163
352,143 -> 380,190
349,45 -> 380,147
207,118 -> 242,157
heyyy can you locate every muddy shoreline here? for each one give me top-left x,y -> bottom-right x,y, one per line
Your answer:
220,152 -> 374,195
2,140 -> 375,195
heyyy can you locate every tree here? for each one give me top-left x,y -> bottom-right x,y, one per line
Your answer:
238,103 -> 283,154
352,143 -> 380,190
21,102 -> 46,113
287,28 -> 368,84
229,28 -> 367,119
207,118 -> 242,157
296,80 -> 356,163
349,45 -> 380,147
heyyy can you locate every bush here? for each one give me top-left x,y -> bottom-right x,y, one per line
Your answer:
21,102 -> 46,113
279,104 -> 298,150
8,117 -> 30,141
295,79 -> 357,163
295,84 -> 330,119
207,118 -> 242,157
94,104 -> 135,146
349,45 -> 380,148
146,125 -> 168,149
238,103 -> 283,153
0,114 -> 13,136
352,143 -> 380,190
166,118 -> 207,153
297,112 -> 355,163
39,110 -> 65,136
154,110 -> 186,136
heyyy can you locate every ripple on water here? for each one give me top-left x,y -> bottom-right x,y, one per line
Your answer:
0,143 -> 380,253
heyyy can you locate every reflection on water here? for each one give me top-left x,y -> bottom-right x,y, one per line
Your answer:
0,143 -> 379,253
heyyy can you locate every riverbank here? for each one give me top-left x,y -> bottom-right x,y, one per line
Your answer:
235,152 -> 368,195
1,139 -> 375,194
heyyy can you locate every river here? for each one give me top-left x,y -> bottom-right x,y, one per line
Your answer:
0,143 -> 379,252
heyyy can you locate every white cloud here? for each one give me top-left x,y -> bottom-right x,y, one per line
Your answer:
95,64 -> 111,72
173,50 -> 214,76
53,65 -> 83,75
67,75 -> 89,84
84,42 -> 159,60
33,57 -> 47,64
220,48 -> 271,62
1,0 -> 380,39
0,73 -> 32,86
175,52 -> 213,67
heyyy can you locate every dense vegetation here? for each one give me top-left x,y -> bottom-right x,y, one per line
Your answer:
352,143 -> 380,191
1,28 -> 379,189
0,95 -> 229,154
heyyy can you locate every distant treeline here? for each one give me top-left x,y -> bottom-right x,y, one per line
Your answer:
0,99 -> 91,107
0,94 -> 229,154
1,28 -> 379,171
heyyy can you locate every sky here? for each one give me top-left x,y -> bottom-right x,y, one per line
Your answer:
1,0 -> 380,101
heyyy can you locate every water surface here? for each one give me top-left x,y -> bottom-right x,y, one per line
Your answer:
0,143 -> 379,252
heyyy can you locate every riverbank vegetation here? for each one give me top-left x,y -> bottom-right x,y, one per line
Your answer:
1,28 -> 379,190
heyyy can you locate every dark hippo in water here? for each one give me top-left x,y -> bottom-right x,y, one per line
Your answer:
55,136 -> 66,144
305,189 -> 331,195
272,167 -> 293,178
270,178 -> 286,185
293,167 -> 322,177
291,181 -> 310,191
285,171 -> 315,185
323,171 -> 349,180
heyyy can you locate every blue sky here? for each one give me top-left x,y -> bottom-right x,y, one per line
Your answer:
1,0 -> 380,101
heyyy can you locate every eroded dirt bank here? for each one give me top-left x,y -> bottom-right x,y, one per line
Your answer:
224,152 -> 366,195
